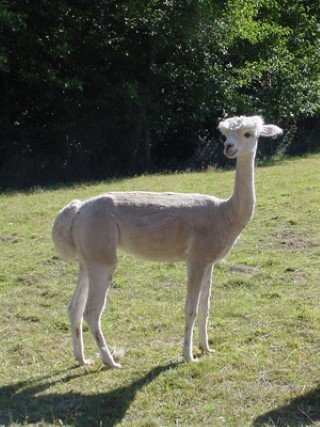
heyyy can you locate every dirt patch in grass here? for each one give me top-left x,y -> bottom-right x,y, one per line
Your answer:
272,231 -> 319,250
0,234 -> 19,243
17,273 -> 42,286
229,264 -> 260,275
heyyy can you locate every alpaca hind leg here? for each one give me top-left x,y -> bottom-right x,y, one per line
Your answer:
84,263 -> 121,369
182,262 -> 206,362
198,264 -> 215,355
68,262 -> 89,365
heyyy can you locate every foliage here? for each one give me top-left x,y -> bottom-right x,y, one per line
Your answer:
0,0 -> 319,188
1,154 -> 320,426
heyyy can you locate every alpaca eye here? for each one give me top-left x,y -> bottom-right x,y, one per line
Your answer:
244,132 -> 251,138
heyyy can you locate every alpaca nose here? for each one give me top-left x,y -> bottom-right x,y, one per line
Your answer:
224,141 -> 238,158
224,143 -> 234,153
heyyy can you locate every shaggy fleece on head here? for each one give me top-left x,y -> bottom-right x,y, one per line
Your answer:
218,115 -> 264,135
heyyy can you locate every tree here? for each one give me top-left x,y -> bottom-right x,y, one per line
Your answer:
0,0 -> 319,188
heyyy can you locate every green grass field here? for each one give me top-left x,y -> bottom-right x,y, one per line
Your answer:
1,154 -> 320,426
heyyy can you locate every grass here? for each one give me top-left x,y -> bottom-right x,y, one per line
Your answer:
0,153 -> 320,426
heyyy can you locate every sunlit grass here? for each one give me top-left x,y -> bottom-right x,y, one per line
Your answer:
0,154 -> 319,426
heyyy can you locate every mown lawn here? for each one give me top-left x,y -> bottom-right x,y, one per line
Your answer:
0,154 -> 320,426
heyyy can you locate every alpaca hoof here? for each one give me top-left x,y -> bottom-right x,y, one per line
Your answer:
102,360 -> 122,369
188,357 -> 199,363
200,347 -> 216,356
111,362 -> 122,369
182,352 -> 198,363
76,358 -> 94,366
101,357 -> 122,369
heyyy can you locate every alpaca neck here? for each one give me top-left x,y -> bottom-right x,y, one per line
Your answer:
227,152 -> 256,229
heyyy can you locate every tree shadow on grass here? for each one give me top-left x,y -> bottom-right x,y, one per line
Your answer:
252,386 -> 320,426
0,362 -> 179,426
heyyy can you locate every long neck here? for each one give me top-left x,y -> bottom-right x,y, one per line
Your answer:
226,152 -> 256,228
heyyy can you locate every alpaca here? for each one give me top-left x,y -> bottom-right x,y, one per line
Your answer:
52,115 -> 282,368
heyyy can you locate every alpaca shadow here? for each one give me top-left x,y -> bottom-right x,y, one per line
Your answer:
0,362 -> 179,426
253,386 -> 320,426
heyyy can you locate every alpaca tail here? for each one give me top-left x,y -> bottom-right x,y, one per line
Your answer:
52,199 -> 83,261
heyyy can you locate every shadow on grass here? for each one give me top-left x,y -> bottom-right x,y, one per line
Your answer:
253,386 -> 320,426
0,362 -> 179,426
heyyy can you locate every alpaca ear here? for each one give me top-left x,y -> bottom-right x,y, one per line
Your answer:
261,124 -> 283,137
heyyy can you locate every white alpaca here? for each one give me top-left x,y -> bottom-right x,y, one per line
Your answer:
52,115 -> 282,368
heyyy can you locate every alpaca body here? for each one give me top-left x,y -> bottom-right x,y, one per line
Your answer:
52,115 -> 282,368
72,192 -> 238,265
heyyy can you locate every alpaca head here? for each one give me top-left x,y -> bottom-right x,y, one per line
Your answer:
218,115 -> 283,159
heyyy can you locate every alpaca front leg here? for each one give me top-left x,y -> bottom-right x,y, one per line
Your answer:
84,264 -> 121,369
198,264 -> 215,356
182,262 -> 205,362
68,262 -> 90,365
